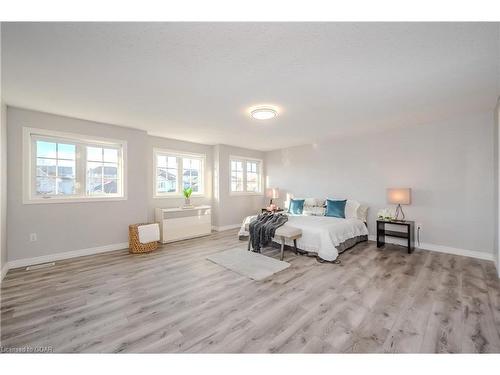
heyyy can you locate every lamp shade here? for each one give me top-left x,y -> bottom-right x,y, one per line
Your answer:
387,188 -> 411,205
266,188 -> 280,199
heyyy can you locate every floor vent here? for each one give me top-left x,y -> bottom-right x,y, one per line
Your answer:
26,262 -> 56,271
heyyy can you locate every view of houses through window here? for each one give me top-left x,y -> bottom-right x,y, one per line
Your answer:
29,130 -> 124,202
36,141 -> 76,195
156,155 -> 178,194
86,146 -> 119,195
154,150 -> 204,197
230,157 -> 262,194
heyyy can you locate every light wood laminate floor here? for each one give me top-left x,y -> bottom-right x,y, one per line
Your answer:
1,229 -> 500,353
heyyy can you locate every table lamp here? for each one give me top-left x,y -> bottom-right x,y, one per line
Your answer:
387,188 -> 411,221
266,188 -> 280,209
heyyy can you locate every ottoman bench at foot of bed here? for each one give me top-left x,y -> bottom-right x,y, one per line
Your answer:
274,226 -> 302,261
245,223 -> 303,261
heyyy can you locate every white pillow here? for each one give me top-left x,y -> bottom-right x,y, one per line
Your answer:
303,206 -> 326,216
357,204 -> 369,222
285,197 -> 324,210
304,197 -> 324,207
344,200 -> 361,219
283,200 -> 290,210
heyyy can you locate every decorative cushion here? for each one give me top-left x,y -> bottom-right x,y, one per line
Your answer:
303,206 -> 326,216
288,198 -> 305,215
325,199 -> 347,218
304,197 -> 324,207
344,200 -> 361,219
357,204 -> 369,222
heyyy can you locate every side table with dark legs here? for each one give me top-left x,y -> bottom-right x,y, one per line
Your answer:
376,219 -> 415,254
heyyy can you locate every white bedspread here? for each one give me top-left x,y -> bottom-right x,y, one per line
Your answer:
272,215 -> 369,261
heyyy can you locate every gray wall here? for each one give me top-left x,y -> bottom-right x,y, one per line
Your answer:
146,140 -> 265,228
0,22 -> 7,277
496,100 -> 500,271
5,107 -> 264,263
7,107 -> 149,262
1,103 -> 6,275
147,135 -> 214,222
213,144 -> 266,228
265,111 -> 495,255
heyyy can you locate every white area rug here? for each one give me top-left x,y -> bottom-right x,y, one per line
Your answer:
207,247 -> 290,281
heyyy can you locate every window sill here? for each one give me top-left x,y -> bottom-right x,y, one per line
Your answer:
153,194 -> 206,199
23,196 -> 127,204
229,192 -> 264,197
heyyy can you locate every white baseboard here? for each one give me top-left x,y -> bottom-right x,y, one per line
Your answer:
7,242 -> 129,270
3,235 -> 495,278
0,263 -> 8,283
418,242 -> 495,261
368,235 -> 494,262
212,224 -> 241,232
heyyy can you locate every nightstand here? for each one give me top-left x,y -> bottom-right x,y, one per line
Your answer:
376,219 -> 415,254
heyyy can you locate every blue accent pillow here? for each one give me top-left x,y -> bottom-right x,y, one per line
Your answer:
288,199 -> 305,215
325,199 -> 347,218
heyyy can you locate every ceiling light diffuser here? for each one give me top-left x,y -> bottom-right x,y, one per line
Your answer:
250,107 -> 278,120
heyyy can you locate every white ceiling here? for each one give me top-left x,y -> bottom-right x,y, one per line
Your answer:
2,22 -> 499,151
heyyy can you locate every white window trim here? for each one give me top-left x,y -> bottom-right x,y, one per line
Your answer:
153,148 -> 206,199
23,127 -> 127,204
229,155 -> 264,196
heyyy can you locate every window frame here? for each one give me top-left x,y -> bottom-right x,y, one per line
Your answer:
153,148 -> 206,199
229,155 -> 263,196
23,127 -> 127,204
230,159 -> 244,193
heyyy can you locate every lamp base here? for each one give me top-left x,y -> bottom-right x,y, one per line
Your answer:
394,204 -> 406,221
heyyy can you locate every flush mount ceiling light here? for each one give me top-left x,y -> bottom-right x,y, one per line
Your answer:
249,106 -> 278,120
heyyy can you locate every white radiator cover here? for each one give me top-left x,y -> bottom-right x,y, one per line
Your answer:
155,205 -> 212,243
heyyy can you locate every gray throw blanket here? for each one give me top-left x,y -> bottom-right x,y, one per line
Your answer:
248,212 -> 288,252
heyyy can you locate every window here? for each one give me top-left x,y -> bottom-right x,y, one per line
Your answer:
230,160 -> 243,192
35,141 -> 76,196
183,157 -> 202,193
246,161 -> 260,193
230,156 -> 263,194
156,155 -> 178,194
86,146 -> 120,195
154,149 -> 205,198
24,128 -> 126,203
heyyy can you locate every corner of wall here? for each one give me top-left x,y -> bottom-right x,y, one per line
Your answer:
212,145 -> 221,228
0,102 -> 6,283
495,97 -> 500,277
0,22 -> 8,282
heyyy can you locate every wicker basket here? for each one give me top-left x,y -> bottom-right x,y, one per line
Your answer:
129,223 -> 159,254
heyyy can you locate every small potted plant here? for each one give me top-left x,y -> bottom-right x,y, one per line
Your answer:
183,186 -> 193,208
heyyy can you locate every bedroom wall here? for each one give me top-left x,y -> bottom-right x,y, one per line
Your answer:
265,111 -> 495,258
7,107 -> 150,263
496,99 -> 500,273
5,107 -> 263,265
0,103 -> 6,280
0,22 -> 7,281
146,135 -> 214,222
212,144 -> 266,229
0,102 -> 6,281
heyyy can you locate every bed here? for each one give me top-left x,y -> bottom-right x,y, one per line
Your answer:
239,198 -> 369,262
